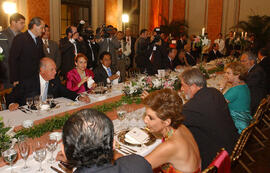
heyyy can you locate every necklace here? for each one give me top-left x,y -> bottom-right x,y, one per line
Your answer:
164,128 -> 175,141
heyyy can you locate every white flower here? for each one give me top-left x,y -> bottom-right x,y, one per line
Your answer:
0,46 -> 3,54
152,79 -> 162,88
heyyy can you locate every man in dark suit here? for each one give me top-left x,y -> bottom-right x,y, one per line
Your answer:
59,26 -> 86,79
184,44 -> 196,66
241,52 -> 267,114
0,13 -> 25,88
41,25 -> 61,70
8,17 -> 45,86
180,68 -> 239,170
135,29 -> 149,73
93,51 -> 120,85
7,57 -> 90,111
163,47 -> 178,70
176,33 -> 187,51
258,48 -> 270,94
207,43 -> 223,62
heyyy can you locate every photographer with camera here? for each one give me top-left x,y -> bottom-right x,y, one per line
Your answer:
78,22 -> 99,70
60,25 -> 86,79
96,25 -> 121,68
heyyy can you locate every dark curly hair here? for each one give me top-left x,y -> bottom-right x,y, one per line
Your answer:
62,109 -> 114,168
142,89 -> 184,129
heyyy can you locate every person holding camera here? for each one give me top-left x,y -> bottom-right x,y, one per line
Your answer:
96,25 -> 121,68
59,26 -> 86,79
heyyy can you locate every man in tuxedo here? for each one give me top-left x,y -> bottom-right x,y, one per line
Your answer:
207,43 -> 223,62
176,33 -> 187,51
7,57 -> 90,111
241,52 -> 267,114
180,68 -> 239,170
0,13 -> 25,88
41,25 -> 61,70
258,48 -> 270,93
163,47 -> 178,70
93,51 -> 120,85
125,28 -> 136,69
60,26 -> 86,79
8,17 -> 44,86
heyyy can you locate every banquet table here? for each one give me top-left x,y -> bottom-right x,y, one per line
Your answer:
0,61 -> 228,172
0,83 -> 161,172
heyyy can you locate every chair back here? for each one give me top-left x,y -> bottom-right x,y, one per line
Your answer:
203,148 -> 231,173
202,165 -> 217,173
230,122 -> 256,162
252,97 -> 268,123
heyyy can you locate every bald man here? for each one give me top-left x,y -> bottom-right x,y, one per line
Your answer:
7,57 -> 90,111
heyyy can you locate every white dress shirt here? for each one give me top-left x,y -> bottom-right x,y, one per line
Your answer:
40,75 -> 48,99
69,38 -> 78,55
214,39 -> 225,53
42,38 -> 50,53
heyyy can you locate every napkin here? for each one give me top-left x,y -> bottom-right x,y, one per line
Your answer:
87,77 -> 95,88
125,127 -> 149,144
112,71 -> 120,85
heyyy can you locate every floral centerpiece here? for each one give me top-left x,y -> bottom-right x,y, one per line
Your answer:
123,73 -> 181,97
0,117 -> 15,153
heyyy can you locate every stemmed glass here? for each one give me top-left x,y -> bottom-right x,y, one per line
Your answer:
18,136 -> 30,172
117,106 -> 127,130
25,97 -> 33,109
33,142 -> 47,172
46,138 -> 57,164
34,96 -> 41,115
47,95 -> 54,106
2,142 -> 18,173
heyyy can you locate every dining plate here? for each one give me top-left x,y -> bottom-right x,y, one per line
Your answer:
117,129 -> 156,147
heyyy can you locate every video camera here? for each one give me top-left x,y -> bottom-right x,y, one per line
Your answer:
77,20 -> 95,41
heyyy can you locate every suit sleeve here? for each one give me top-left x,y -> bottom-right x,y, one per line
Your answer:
55,78 -> 78,101
6,82 -> 25,106
8,36 -> 23,83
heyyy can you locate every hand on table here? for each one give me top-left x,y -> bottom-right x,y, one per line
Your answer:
78,95 -> 90,103
8,103 -> 19,111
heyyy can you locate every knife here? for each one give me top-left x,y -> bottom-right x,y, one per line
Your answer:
51,166 -> 64,173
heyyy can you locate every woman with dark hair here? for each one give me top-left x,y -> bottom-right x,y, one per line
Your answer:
66,53 -> 95,93
143,89 -> 201,173
220,62 -> 251,133
62,109 -> 153,173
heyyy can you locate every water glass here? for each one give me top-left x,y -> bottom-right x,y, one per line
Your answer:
2,143 -> 18,173
18,140 -> 30,171
33,142 -> 47,172
116,106 -> 127,121
46,94 -> 54,106
46,139 -> 57,164
25,97 -> 33,109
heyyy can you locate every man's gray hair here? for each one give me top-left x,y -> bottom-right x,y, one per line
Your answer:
242,51 -> 257,64
180,68 -> 207,87
28,17 -> 43,29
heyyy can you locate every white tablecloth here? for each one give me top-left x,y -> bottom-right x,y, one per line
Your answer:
0,108 -> 161,173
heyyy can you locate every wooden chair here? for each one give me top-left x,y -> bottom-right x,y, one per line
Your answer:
251,97 -> 269,148
202,166 -> 217,173
261,95 -> 270,130
230,122 -> 256,173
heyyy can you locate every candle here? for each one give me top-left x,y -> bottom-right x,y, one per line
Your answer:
245,32 -> 247,37
202,27 -> 205,36
241,32 -> 244,38
0,26 -> 2,32
233,32 -> 236,38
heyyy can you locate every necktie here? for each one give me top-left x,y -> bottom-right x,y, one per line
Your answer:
88,41 -> 95,61
44,39 -> 50,53
42,82 -> 49,102
107,67 -> 112,77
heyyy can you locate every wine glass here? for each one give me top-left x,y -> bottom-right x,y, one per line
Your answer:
18,140 -> 30,171
2,142 -> 18,173
25,97 -> 33,109
33,142 -> 47,172
46,138 -> 57,164
47,95 -> 54,106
